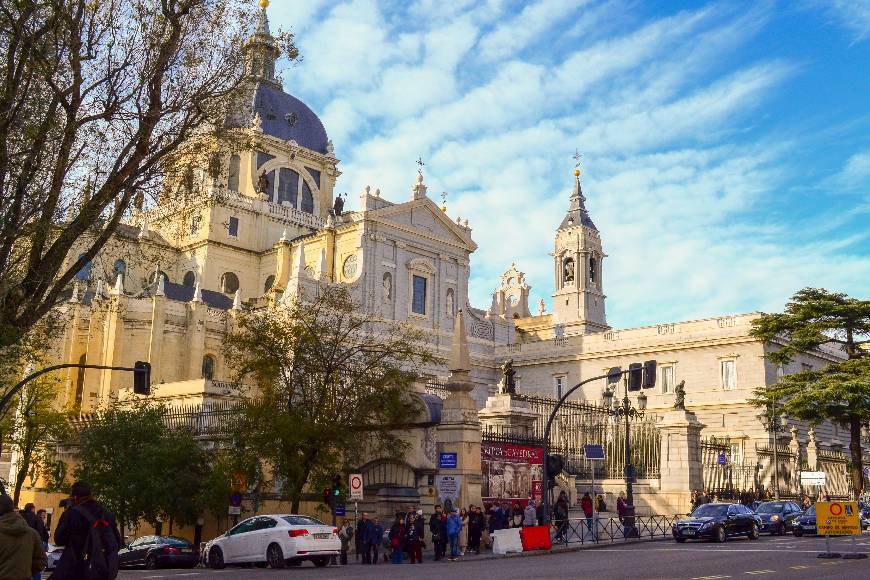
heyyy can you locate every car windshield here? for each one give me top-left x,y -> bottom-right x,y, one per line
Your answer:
804,506 -> 816,516
756,503 -> 785,514
157,537 -> 190,546
691,504 -> 728,517
282,516 -> 325,526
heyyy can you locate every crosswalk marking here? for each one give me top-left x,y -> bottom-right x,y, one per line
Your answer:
745,571 -> 776,575
692,576 -> 731,579
789,565 -> 810,570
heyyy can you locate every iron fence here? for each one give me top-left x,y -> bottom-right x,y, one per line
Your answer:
551,514 -> 679,546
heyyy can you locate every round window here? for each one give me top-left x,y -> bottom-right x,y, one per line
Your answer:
342,254 -> 358,280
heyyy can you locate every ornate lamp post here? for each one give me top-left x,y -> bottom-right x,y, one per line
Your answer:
758,404 -> 788,500
602,382 -> 647,514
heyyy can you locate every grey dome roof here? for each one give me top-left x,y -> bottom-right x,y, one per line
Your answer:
229,83 -> 329,155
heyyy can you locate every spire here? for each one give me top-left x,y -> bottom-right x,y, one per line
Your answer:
232,289 -> 243,310
279,227 -> 288,243
155,274 -> 165,297
449,309 -> 471,374
243,0 -> 280,84
192,279 -> 203,303
112,273 -> 124,295
558,168 -> 597,231
295,245 -> 307,278
70,281 -> 80,304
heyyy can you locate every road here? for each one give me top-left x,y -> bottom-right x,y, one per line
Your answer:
116,534 -> 870,580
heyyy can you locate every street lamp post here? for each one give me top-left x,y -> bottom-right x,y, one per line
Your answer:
602,380 -> 647,521
759,404 -> 788,500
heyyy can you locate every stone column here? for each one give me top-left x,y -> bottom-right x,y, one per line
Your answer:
436,309 -> 482,510
806,429 -> 819,471
478,393 -> 537,437
658,409 -> 706,514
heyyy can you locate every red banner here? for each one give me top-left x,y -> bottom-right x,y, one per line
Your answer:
481,443 -> 544,464
482,442 -> 544,508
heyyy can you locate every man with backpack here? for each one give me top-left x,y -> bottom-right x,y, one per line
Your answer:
52,481 -> 122,580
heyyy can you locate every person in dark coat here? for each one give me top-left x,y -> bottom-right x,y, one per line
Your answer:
52,481 -> 121,580
467,506 -> 483,554
365,516 -> 383,565
388,514 -> 405,564
355,513 -> 369,562
554,492 -> 570,543
0,495 -> 46,580
20,503 -> 49,546
428,505 -> 447,561
404,513 -> 424,564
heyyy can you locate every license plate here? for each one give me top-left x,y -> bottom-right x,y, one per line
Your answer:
803,525 -> 814,530
181,549 -> 193,553
683,529 -> 696,536
312,533 -> 331,539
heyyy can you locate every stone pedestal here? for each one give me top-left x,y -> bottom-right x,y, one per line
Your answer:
658,409 -> 706,514
478,393 -> 538,436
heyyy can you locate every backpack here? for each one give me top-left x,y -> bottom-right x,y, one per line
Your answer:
74,505 -> 120,580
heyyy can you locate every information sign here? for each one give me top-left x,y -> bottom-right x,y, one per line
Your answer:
716,452 -> 727,466
228,506 -> 241,516
349,473 -> 364,500
435,475 -> 461,503
816,501 -> 861,536
334,504 -> 346,517
439,452 -> 458,469
584,444 -> 605,460
800,471 -> 827,486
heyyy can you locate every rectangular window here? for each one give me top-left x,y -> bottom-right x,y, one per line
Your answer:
228,216 -> 239,237
721,360 -> 736,390
661,365 -> 674,394
411,275 -> 427,315
553,376 -> 565,399
190,215 -> 201,235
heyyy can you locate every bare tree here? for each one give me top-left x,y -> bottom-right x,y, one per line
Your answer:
0,0 -> 283,349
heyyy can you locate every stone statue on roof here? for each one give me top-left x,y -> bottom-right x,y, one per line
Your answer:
673,380 -> 686,411
499,358 -> 517,396
256,170 -> 269,195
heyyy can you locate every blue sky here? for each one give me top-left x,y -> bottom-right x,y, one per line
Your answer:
269,0 -> 869,329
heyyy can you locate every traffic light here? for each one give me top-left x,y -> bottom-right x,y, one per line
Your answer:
545,454 -> 564,489
606,366 -> 622,385
322,488 -> 331,506
642,360 -> 657,389
627,362 -> 643,391
331,474 -> 342,501
133,361 -> 151,395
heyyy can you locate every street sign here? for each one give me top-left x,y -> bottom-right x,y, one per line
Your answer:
334,504 -> 346,517
439,452 -> 458,469
229,491 -> 242,507
801,471 -> 827,486
816,501 -> 861,536
584,444 -> 605,460
716,452 -> 727,466
349,473 -> 363,500
228,506 -> 241,516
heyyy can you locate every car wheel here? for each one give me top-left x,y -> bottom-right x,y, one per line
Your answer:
313,557 -> 329,568
145,554 -> 158,570
793,528 -> 802,538
715,526 -> 727,543
675,537 -> 686,543
778,523 -> 787,536
209,547 -> 225,570
748,524 -> 759,540
267,543 -> 285,569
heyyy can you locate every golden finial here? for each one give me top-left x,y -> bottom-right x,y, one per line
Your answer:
573,168 -> 581,177
259,0 -> 269,8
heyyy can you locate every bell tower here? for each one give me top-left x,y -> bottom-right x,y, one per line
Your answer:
551,168 -> 608,334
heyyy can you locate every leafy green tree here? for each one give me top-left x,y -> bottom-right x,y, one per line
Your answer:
223,284 -> 439,512
750,288 -> 870,499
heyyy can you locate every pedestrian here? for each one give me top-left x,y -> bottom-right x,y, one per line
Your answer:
446,509 -> 462,561
366,516 -> 383,564
523,501 -> 536,527
338,519 -> 354,565
581,492 -> 595,539
536,499 -> 545,525
596,494 -> 607,513
20,502 -> 49,579
617,492 -> 627,524
510,502 -> 523,528
467,506 -> 482,553
388,514 -> 405,564
0,495 -> 47,580
52,480 -> 121,580
459,508 -> 468,555
405,513 -> 423,564
429,505 -> 447,561
359,514 -> 372,564
355,513 -> 368,562
554,492 -> 569,544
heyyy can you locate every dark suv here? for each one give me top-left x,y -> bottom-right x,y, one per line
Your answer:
754,501 -> 803,535
673,503 -> 762,543
792,505 -> 817,537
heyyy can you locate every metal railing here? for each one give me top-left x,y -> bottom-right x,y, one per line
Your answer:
550,514 -> 679,546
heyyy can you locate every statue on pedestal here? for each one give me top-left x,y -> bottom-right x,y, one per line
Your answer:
673,380 -> 686,410
499,359 -> 517,396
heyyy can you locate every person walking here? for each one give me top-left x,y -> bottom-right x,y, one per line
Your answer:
459,508 -> 468,555
20,503 -> 49,580
554,492 -> 570,544
523,501 -> 536,527
52,481 -> 121,580
338,520 -> 354,565
404,513 -> 423,564
0,495 -> 47,580
467,506 -> 482,554
388,514 -> 405,564
536,499 -> 545,525
429,506 -> 447,561
365,516 -> 383,564
510,502 -> 523,528
358,515 -> 372,564
446,509 -> 462,561
617,492 -> 627,525
581,492 -> 595,540
355,513 -> 368,562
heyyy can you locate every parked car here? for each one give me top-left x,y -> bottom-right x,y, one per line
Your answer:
860,505 -> 870,530
754,501 -> 803,535
203,514 -> 339,569
792,505 -> 817,537
46,544 -> 63,570
118,535 -> 199,569
672,503 -> 761,543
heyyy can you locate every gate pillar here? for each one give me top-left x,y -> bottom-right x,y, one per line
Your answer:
658,410 -> 706,514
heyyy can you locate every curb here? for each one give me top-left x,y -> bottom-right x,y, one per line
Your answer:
473,535 -> 673,561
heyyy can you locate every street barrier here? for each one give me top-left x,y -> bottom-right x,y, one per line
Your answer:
520,525 -> 553,551
551,514 -> 680,546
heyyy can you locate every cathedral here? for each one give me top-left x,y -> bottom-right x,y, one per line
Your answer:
13,2 -> 858,517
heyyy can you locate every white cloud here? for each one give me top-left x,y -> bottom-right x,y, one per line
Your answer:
809,0 -> 870,43
833,150 -> 870,190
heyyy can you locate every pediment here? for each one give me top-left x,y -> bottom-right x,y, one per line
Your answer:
369,198 -> 477,251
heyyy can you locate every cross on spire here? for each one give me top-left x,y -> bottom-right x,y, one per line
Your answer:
573,149 -> 583,168
416,156 -> 425,172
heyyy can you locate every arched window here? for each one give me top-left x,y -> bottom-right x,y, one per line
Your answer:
75,254 -> 92,281
182,271 -> 196,287
221,272 -> 239,294
277,168 -> 299,206
113,259 -> 126,281
201,355 -> 215,380
563,257 -> 575,284
589,256 -> 597,284
301,181 -> 314,214
264,275 -> 275,293
228,154 -> 241,191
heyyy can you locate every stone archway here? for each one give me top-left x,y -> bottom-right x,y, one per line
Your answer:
358,459 -> 421,521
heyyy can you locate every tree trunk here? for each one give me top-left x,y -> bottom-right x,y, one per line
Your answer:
12,455 -> 31,506
849,414 -> 864,501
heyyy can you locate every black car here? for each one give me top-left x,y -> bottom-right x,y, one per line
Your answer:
118,535 -> 199,569
672,503 -> 761,543
792,505 -> 816,537
754,501 -> 803,535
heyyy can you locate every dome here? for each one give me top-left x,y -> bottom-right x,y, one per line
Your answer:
249,83 -> 330,154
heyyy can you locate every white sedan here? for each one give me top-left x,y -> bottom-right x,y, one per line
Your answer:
203,514 -> 339,569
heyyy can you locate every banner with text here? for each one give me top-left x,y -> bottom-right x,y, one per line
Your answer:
481,442 -> 543,508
